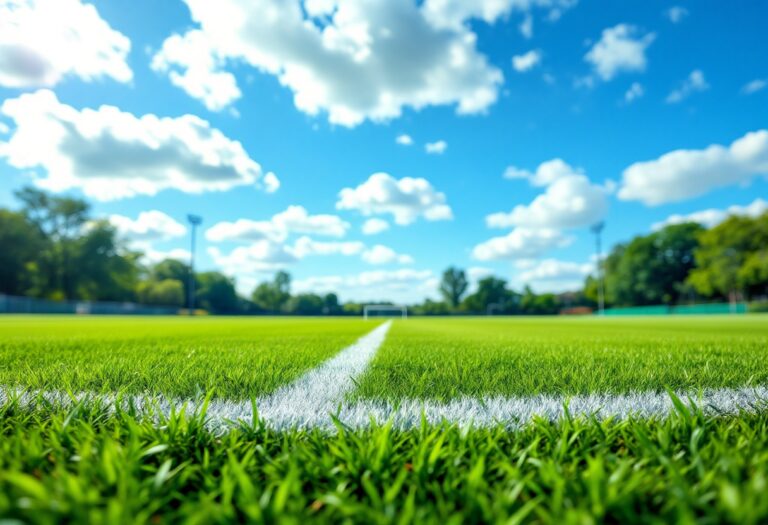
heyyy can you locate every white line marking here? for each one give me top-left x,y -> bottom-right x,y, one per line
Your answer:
2,385 -> 768,432
2,320 -> 767,430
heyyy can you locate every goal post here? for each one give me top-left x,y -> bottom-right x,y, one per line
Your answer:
363,304 -> 408,320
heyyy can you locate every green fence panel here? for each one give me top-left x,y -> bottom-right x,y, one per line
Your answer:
602,302 -> 747,316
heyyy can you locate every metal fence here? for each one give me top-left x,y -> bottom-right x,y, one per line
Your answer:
0,294 -> 180,315
602,302 -> 748,316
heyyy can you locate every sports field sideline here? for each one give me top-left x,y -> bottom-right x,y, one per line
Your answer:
2,314 -> 767,430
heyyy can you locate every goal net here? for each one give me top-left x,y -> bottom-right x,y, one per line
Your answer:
363,304 -> 408,320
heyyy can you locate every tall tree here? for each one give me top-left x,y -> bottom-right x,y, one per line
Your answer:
688,213 -> 768,301
601,223 -> 703,306
252,271 -> 292,313
461,276 -> 518,314
74,221 -> 140,301
0,210 -> 45,295
439,266 -> 469,308
197,272 -> 239,313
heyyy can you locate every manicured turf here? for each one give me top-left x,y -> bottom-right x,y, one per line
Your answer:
2,314 -> 768,523
354,316 -> 768,400
2,394 -> 768,523
0,316 -> 377,400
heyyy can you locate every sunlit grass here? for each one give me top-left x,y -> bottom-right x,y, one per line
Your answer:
0,316 -> 377,400
2,393 -> 768,523
354,316 -> 768,400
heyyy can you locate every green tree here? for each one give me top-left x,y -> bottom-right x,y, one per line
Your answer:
15,187 -> 90,299
251,271 -> 292,313
688,213 -> 768,301
196,272 -> 239,313
600,223 -> 703,306
74,221 -> 140,301
286,293 -> 325,315
137,279 -> 185,306
151,259 -> 191,301
520,286 -> 559,315
462,276 -> 517,314
439,267 -> 468,309
0,210 -> 45,295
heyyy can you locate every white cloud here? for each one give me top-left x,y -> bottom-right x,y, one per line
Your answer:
624,82 -> 644,103
584,24 -> 655,81
618,129 -> 768,205
512,49 -> 542,72
293,268 -> 438,303
491,159 -> 609,229
361,218 -> 390,235
208,242 -> 298,276
337,172 -> 453,225
742,79 -> 767,95
666,69 -> 708,103
361,244 -> 413,265
152,0 -> 508,126
0,90 -> 278,201
108,211 -> 187,243
395,134 -> 414,146
665,6 -> 689,23
0,0 -> 132,88
516,258 -> 593,283
425,140 -> 448,154
141,248 -> 192,265
292,236 -> 365,258
151,30 -> 241,112
651,198 -> 768,231
472,228 -> 572,261
422,0 -> 577,30
206,206 -> 350,243
519,14 -> 533,39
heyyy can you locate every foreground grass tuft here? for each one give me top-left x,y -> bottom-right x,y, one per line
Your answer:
2,397 -> 768,523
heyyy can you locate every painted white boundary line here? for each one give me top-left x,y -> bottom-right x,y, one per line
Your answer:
3,384 -> 768,432
1,318 -> 767,431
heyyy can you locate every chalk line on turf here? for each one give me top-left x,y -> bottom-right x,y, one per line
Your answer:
2,318 -> 768,431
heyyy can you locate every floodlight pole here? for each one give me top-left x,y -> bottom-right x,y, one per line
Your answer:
187,214 -> 203,315
591,221 -> 605,316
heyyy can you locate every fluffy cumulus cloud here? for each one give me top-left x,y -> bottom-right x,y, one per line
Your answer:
624,82 -> 644,103
421,0 -> 577,29
361,218 -> 390,235
291,236 -> 365,258
337,172 -> 452,225
512,49 -> 542,72
584,24 -> 655,81
666,69 -> 708,103
0,0 -> 132,88
618,129 -> 768,205
490,159 -> 609,229
151,30 -> 241,112
651,198 -> 768,231
107,211 -> 187,243
151,0 -> 519,127
515,258 -> 593,285
425,140 -> 448,154
395,134 -> 414,146
665,6 -> 689,23
742,79 -> 767,95
0,90 -> 279,201
206,206 -> 350,243
208,242 -> 298,276
361,244 -> 413,265
293,268 -> 438,302
472,227 -> 572,261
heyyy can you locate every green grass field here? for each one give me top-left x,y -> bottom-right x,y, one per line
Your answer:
0,316 -> 377,399
355,316 -> 768,400
2,315 -> 768,523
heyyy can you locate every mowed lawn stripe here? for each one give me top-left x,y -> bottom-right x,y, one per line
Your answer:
353,316 -> 768,401
0,316 -> 379,400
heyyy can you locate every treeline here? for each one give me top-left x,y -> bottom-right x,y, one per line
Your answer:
2,187 -> 766,315
583,215 -> 768,308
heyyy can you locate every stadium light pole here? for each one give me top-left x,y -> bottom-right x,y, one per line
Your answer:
591,221 -> 605,316
187,214 -> 203,315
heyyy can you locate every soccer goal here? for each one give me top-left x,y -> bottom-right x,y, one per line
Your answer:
363,304 -> 408,320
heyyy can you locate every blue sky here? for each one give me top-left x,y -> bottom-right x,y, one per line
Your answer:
0,0 -> 766,302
